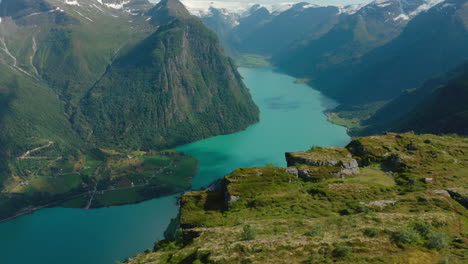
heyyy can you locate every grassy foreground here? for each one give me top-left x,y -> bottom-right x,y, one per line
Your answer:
126,133 -> 467,264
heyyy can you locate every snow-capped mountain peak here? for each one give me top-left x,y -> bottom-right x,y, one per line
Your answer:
338,0 -> 446,23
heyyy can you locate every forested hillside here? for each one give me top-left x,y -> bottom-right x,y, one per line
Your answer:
0,0 -> 258,219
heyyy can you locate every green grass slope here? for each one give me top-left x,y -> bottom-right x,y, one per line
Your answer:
128,133 -> 468,264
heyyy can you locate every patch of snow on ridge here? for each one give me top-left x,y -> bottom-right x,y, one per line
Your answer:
181,1 -> 296,17
265,3 -> 294,14
338,3 -> 366,15
302,4 -> 319,9
50,7 -> 65,12
409,0 -> 446,17
105,1 -> 130,9
64,0 -> 80,6
75,10 -> 94,21
393,13 -> 409,21
441,3 -> 455,8
373,0 -> 392,8
93,4 -> 104,12
181,1 -> 255,16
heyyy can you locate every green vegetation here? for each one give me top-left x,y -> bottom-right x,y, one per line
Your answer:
0,0 -> 258,219
60,150 -> 197,209
304,226 -> 322,237
363,227 -> 380,237
0,147 -> 197,218
332,244 -> 353,259
392,227 -> 421,247
326,112 -> 362,130
129,133 -> 467,264
426,232 -> 449,250
242,225 -> 256,241
235,54 -> 271,68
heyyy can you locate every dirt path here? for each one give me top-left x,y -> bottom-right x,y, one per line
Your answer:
0,37 -> 34,78
30,36 -> 39,76
85,182 -> 98,209
18,141 -> 54,160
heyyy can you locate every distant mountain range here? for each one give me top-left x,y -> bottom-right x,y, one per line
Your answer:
194,0 -> 468,136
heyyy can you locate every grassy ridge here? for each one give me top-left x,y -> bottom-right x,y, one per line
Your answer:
128,133 -> 468,264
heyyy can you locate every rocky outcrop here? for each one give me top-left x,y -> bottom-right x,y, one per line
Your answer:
448,189 -> 468,209
286,147 -> 360,181
361,200 -> 396,210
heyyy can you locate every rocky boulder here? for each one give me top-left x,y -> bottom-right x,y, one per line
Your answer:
285,147 -> 359,181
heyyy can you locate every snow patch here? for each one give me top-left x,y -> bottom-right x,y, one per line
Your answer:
25,12 -> 42,18
92,4 -> 104,12
441,3 -> 456,8
409,0 -> 446,17
338,4 -> 366,15
64,0 -> 80,6
265,3 -> 294,14
182,1 -> 255,17
49,7 -> 64,12
181,1 -> 295,17
302,4 -> 319,9
75,10 -> 94,22
393,13 -> 409,21
105,1 -> 130,9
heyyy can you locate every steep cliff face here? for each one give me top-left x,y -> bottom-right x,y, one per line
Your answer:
82,0 -> 259,149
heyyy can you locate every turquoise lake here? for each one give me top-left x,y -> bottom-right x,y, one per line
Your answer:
0,67 -> 350,264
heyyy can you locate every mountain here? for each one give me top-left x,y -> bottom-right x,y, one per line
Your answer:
81,0 -> 259,149
232,3 -> 340,56
195,6 -> 242,54
127,133 -> 468,263
391,63 -> 468,135
359,62 -> 468,135
278,0 -> 468,103
275,0 -> 457,101
0,0 -> 258,219
269,0 -> 468,138
191,2 -> 340,57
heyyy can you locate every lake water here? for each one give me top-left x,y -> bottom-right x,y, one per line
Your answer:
179,67 -> 350,189
0,67 -> 349,264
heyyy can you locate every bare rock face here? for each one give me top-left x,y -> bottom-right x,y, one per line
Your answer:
225,194 -> 240,204
285,147 -> 359,181
285,167 -> 299,177
361,200 -> 396,210
448,189 -> 468,209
